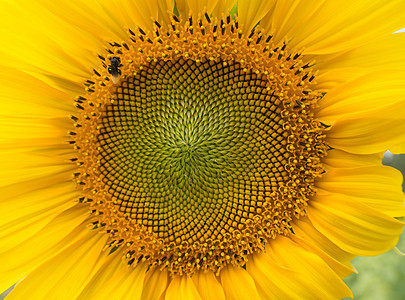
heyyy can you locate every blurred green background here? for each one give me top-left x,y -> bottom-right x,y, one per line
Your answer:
1,153 -> 405,299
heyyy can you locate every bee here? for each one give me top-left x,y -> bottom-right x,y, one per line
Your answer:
108,56 -> 123,84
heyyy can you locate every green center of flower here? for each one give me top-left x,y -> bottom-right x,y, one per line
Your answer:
72,13 -> 327,276
100,58 -> 286,242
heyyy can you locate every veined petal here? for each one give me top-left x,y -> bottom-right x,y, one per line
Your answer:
35,0 -> 128,41
268,236 -> 352,299
248,250 -> 314,300
0,181 -> 78,252
141,267 -> 169,300
307,193 -> 404,256
6,224 -> 107,300
323,149 -> 383,169
0,68 -> 73,117
77,248 -> 125,299
317,166 -> 405,217
165,275 -> 202,300
316,33 -> 405,75
238,0 -> 276,33
260,0 -> 405,54
0,118 -> 70,148
390,143 -> 405,154
89,263 -> 148,300
0,173 -> 79,253
111,0 -> 175,31
193,271 -> 226,300
316,71 -> 405,124
220,265 -> 261,300
0,2 -> 97,91
248,235 -> 352,300
176,0 -> 235,20
0,205 -> 89,293
211,0 -> 237,19
289,235 -> 354,279
292,217 -> 355,267
259,0 -> 302,41
0,154 -> 74,185
326,101 -> 405,154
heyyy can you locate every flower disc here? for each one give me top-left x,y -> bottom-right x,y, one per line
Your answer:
73,14 -> 327,275
5,0 -> 405,299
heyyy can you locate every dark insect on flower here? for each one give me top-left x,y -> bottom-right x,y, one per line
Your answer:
108,56 -> 123,84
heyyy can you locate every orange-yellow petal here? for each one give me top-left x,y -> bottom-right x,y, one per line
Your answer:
265,0 -> 405,54
322,149 -> 383,169
248,235 -> 352,299
326,100 -> 405,154
317,166 -> 405,217
141,267 -> 169,300
307,193 -> 404,256
193,271 -> 226,300
165,275 -> 202,300
238,0 -> 276,33
6,228 -> 108,300
316,71 -> 405,125
292,217 -> 355,267
89,263 -> 148,300
220,265 -> 261,300
0,205 -> 89,293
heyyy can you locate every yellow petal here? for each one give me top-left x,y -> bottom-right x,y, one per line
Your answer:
141,267 -> 169,300
316,33 -> 405,76
307,193 -> 405,256
34,0 -> 127,40
259,0 -> 301,40
316,71 -> 405,125
90,263 -> 148,300
248,250 -> 313,299
317,166 -> 405,217
248,239 -> 352,300
290,235 -> 354,279
175,0 -> 190,19
326,101 -> 405,154
0,68 -> 72,117
265,236 -> 352,299
211,0 -> 237,19
292,217 -> 355,266
0,177 -> 79,256
0,205 -> 89,293
0,118 -> 69,145
0,152 -> 74,184
114,0 -> 175,31
0,149 -> 74,187
165,275 -> 202,300
0,2 -> 97,91
220,265 -> 261,300
193,271 -> 226,300
389,143 -> 405,154
323,149 -> 383,169
263,0 -> 405,54
238,0 -> 276,33
6,228 -> 108,300
183,0 -> 220,17
77,249 -> 125,299
176,0 -> 235,20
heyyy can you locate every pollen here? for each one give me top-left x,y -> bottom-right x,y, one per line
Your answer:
70,13 -> 327,276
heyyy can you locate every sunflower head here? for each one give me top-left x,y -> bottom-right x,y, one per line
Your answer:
70,12 -> 329,276
2,1 -> 405,299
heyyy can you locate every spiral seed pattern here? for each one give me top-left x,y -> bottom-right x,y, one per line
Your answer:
72,13 -> 327,275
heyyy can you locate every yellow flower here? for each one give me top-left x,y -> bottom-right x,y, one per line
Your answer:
1,0 -> 405,299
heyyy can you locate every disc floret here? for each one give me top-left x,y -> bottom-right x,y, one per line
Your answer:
70,13 -> 327,275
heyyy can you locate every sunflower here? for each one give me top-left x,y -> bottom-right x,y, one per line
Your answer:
1,0 -> 405,299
